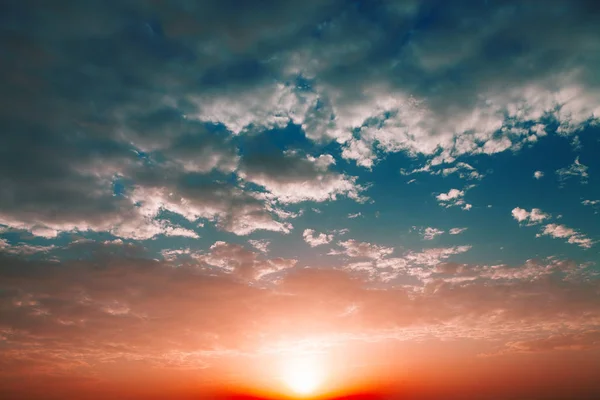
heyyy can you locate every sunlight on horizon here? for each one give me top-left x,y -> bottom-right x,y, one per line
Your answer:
280,355 -> 325,397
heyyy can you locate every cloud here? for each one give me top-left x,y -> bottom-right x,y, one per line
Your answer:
511,207 -> 551,225
533,171 -> 544,179
0,249 -> 598,394
302,229 -> 333,247
0,241 -> 56,256
402,161 -> 484,180
435,188 -> 471,209
556,157 -> 589,185
404,245 -> 471,267
449,227 -> 468,235
238,152 -> 365,204
193,241 -> 297,280
436,189 -> 464,202
331,239 -> 394,260
347,212 -> 362,219
504,331 -> 600,353
582,199 -> 600,214
248,239 -> 270,253
422,227 -> 444,240
538,224 -> 594,249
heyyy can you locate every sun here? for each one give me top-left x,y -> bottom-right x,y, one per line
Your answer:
281,356 -> 324,396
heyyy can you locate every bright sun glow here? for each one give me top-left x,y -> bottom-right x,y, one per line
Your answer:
281,356 -> 323,396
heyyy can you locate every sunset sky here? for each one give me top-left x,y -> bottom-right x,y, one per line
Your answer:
1,1 -> 600,399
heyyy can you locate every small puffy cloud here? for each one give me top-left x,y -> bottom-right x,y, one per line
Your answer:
436,188 -> 464,202
534,171 -> 544,179
556,157 -> 589,185
348,212 -> 362,219
302,229 -> 333,247
436,188 -> 471,209
331,239 -> 394,260
511,207 -> 551,225
538,224 -> 594,249
449,227 -> 468,235
422,227 -> 444,240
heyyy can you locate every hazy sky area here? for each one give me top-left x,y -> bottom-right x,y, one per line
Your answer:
1,1 -> 600,399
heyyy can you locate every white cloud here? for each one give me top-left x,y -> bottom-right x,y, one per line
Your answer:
347,212 -> 362,219
302,229 -> 333,247
331,239 -> 394,260
534,171 -> 544,179
404,246 -> 472,267
538,224 -> 594,249
511,207 -> 551,225
436,188 -> 471,209
437,188 -> 464,202
449,227 -> 468,235
422,227 -> 444,240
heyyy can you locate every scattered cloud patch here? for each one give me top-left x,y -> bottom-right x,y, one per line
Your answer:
449,227 -> 468,235
248,239 -> 270,253
511,207 -> 551,225
303,229 -> 333,247
582,199 -> 599,214
556,157 -> 589,185
538,224 -> 594,249
422,227 -> 445,240
331,239 -> 394,260
436,188 -> 465,208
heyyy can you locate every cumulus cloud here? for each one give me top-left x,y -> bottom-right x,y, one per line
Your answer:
511,207 -> 551,225
0,2 -> 599,396
302,229 -> 333,247
449,227 -> 468,235
538,224 -> 594,249
435,188 -> 471,209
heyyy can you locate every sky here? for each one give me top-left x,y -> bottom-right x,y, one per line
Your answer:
1,0 -> 600,399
